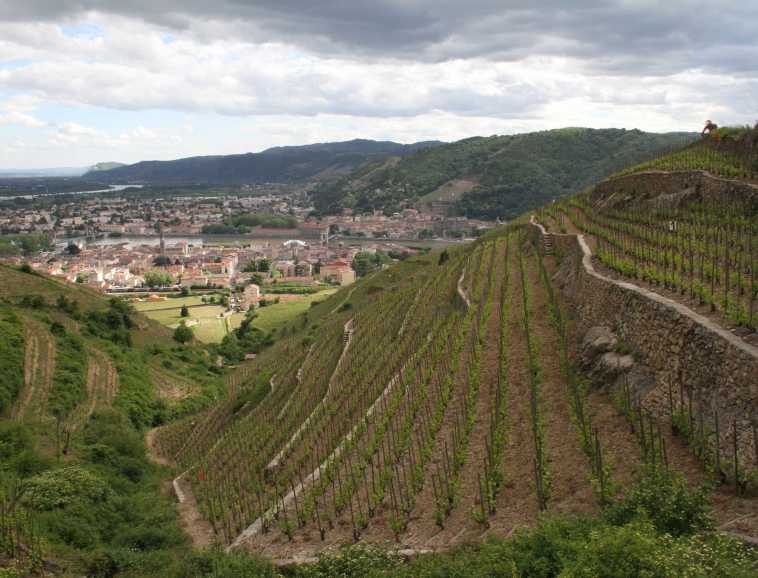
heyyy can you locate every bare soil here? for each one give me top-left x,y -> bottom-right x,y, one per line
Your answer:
145,427 -> 218,549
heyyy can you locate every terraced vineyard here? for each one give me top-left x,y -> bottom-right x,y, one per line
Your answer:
151,222 -> 758,559
615,131 -> 758,181
546,187 -> 757,331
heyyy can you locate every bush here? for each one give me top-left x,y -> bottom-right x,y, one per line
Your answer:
565,519 -> 664,578
292,545 -> 403,578
605,467 -> 712,536
22,466 -> 111,510
173,322 -> 193,344
177,548 -> 279,578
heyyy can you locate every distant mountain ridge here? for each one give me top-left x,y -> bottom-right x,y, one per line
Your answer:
85,139 -> 444,184
312,128 -> 697,219
86,162 -> 126,174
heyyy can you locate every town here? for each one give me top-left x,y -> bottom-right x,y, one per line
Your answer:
0,189 -> 492,299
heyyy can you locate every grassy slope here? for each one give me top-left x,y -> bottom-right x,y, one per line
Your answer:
0,265 -> 228,576
229,289 -> 338,335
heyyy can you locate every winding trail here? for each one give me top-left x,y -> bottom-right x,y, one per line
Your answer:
145,427 -> 216,549
67,350 -> 119,433
456,267 -> 471,309
531,214 -> 758,540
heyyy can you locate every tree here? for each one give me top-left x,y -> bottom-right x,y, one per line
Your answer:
438,249 -> 450,266
180,286 -> 189,297
144,271 -> 172,288
257,258 -> 270,273
351,251 -> 390,277
173,322 -> 193,344
65,243 -> 81,255
153,255 -> 172,266
180,305 -> 189,317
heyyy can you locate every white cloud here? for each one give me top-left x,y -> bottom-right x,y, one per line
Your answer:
0,110 -> 46,127
0,6 -> 755,168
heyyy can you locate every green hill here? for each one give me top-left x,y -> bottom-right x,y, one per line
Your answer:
148,205 -> 756,572
0,265 -> 226,575
312,128 -> 695,218
85,139 -> 443,185
3,131 -> 757,577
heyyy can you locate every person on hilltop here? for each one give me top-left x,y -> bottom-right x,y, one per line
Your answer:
702,119 -> 720,141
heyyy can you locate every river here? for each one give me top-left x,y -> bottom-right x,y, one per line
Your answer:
58,233 -> 464,251
0,184 -> 142,201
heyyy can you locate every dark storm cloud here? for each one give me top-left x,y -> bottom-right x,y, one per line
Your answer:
2,1 -> 757,75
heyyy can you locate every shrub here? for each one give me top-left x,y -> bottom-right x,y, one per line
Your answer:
605,467 -> 713,536
292,545 -> 403,578
22,466 -> 110,510
565,518 -> 664,578
173,322 -> 193,344
177,547 -> 280,578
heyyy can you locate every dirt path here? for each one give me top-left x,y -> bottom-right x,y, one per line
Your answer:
145,426 -> 217,549
267,318 -> 355,470
535,221 -> 758,539
12,327 -> 38,420
330,286 -> 356,315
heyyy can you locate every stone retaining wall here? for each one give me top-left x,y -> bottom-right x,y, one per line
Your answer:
529,218 -> 758,466
587,170 -> 758,212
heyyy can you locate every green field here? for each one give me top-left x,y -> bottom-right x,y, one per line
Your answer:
137,302 -> 229,343
134,290 -> 337,342
131,294 -> 218,312
230,289 -> 338,334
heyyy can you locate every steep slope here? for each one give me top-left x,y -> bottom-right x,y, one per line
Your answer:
0,265 -> 228,574
86,139 -> 443,185
151,212 -> 756,560
313,128 -> 696,218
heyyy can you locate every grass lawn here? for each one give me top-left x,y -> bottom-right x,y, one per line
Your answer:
139,304 -> 229,343
230,289 -> 338,334
132,294 -> 221,312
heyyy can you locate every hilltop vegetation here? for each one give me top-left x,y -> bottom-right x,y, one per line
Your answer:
616,123 -> 758,181
313,128 -> 695,218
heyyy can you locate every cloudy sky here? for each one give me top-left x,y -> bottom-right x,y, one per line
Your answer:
0,1 -> 756,169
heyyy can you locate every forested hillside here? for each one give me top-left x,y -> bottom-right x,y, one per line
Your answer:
312,128 -> 695,218
86,139 -> 442,185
